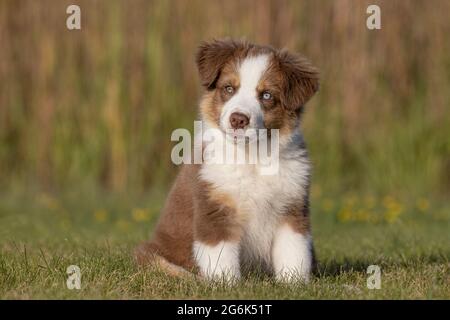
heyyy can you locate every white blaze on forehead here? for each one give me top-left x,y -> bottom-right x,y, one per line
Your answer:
238,54 -> 270,93
220,54 -> 270,131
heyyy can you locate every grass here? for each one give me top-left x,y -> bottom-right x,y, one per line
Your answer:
1,1 -> 449,300
0,190 -> 448,299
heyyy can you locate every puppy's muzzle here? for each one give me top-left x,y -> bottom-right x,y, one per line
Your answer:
229,112 -> 250,130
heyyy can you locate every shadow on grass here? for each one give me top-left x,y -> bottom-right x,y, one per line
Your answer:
315,252 -> 449,278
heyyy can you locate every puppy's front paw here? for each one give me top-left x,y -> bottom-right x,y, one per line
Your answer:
272,225 -> 313,284
193,240 -> 241,285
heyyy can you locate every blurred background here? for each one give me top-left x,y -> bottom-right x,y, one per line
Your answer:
1,1 -> 449,299
0,0 -> 449,225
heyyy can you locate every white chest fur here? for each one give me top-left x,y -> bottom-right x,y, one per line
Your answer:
198,140 -> 311,270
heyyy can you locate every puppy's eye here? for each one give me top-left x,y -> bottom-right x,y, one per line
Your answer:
224,85 -> 234,94
262,91 -> 272,100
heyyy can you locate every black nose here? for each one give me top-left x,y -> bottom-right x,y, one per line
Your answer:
229,112 -> 250,129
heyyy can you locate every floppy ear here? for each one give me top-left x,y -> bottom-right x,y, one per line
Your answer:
196,39 -> 243,90
278,50 -> 319,111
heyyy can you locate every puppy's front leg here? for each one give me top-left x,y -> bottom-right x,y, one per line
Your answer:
193,188 -> 241,283
193,240 -> 240,282
272,216 -> 313,283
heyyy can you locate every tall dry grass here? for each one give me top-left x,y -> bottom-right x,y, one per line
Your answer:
0,0 -> 449,198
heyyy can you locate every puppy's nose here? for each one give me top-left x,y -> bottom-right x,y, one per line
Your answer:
230,112 -> 249,129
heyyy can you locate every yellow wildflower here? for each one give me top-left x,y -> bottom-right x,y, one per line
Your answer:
132,208 -> 150,222
94,209 -> 108,223
383,205 -> 403,223
416,198 -> 429,213
337,208 -> 352,222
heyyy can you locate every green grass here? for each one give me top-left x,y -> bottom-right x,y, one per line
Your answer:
1,1 -> 449,300
0,190 -> 448,299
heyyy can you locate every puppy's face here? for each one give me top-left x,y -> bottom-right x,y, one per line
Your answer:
196,40 -> 319,139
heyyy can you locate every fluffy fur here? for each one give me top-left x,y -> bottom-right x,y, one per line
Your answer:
135,39 -> 319,283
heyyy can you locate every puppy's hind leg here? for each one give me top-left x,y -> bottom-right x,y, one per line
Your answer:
134,241 -> 193,278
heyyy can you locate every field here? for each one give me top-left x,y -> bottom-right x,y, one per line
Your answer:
1,0 -> 450,299
0,189 -> 448,299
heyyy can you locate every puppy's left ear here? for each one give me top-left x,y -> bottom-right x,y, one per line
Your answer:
278,50 -> 319,111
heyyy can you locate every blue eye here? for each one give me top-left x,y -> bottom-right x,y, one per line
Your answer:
262,92 -> 272,100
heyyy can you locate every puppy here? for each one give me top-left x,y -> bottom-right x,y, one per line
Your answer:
135,39 -> 319,283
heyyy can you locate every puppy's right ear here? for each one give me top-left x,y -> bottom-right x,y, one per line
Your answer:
196,39 -> 242,90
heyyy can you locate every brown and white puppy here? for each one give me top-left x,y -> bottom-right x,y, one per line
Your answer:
135,39 -> 319,283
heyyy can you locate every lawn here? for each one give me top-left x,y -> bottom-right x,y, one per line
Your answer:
1,0 -> 449,301
0,189 -> 448,299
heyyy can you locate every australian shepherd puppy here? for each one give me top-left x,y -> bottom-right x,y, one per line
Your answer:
135,39 -> 319,283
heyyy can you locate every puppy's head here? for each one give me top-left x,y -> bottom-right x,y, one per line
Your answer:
196,39 -> 319,139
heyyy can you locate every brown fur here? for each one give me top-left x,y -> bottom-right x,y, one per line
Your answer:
197,39 -> 319,136
135,39 -> 319,277
134,164 -> 241,271
135,165 -> 197,271
193,179 -> 242,245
